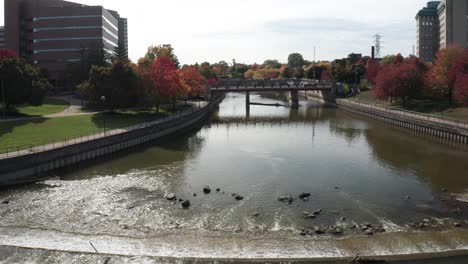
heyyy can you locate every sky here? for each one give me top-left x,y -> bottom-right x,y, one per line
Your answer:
0,0 -> 428,65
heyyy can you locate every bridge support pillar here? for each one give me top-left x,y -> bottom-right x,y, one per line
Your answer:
246,91 -> 250,105
289,90 -> 299,109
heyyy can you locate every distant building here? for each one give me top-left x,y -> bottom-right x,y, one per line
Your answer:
438,0 -> 468,49
0,27 -> 5,48
416,1 -> 440,62
3,0 -> 128,87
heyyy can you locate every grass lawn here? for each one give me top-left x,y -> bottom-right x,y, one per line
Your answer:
15,98 -> 69,116
349,90 -> 468,122
0,110 -> 169,152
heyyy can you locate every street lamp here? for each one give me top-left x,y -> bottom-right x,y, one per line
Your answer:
101,96 -> 106,134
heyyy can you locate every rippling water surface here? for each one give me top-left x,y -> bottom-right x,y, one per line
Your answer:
1,93 -> 468,259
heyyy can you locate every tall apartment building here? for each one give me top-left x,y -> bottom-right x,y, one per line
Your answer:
4,0 -> 128,86
438,0 -> 468,49
0,27 -> 5,48
416,1 -> 440,62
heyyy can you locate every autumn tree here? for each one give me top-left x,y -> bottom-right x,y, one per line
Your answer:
0,48 -> 18,61
425,45 -> 466,103
152,56 -> 183,110
374,57 -> 426,105
146,44 -> 180,68
366,59 -> 380,85
178,66 -> 206,97
263,59 -> 281,69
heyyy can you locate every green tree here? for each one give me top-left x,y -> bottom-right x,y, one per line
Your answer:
280,66 -> 293,79
0,58 -> 50,109
287,53 -> 305,69
262,59 -> 281,69
112,43 -> 129,63
85,62 -> 139,108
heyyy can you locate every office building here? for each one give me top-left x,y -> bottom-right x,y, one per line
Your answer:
416,1 -> 440,62
4,0 -> 128,86
438,0 -> 468,49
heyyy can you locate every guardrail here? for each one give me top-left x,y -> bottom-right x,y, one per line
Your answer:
341,99 -> 468,131
0,102 -> 207,160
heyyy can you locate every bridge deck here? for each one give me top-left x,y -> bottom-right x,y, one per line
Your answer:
210,86 -> 332,93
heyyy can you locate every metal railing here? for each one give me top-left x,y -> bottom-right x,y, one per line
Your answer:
340,98 -> 468,131
0,101 -> 208,160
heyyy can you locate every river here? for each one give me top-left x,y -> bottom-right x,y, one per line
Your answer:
0,93 -> 467,262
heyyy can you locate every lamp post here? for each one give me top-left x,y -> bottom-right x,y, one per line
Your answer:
101,96 -> 106,135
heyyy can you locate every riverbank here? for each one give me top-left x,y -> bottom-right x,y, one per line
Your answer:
0,99 -> 219,186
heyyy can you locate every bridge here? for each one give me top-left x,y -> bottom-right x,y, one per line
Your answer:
208,79 -> 336,109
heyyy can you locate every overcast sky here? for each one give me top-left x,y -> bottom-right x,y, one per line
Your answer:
1,0 -> 428,64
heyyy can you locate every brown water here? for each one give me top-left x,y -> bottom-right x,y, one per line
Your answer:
0,93 -> 467,260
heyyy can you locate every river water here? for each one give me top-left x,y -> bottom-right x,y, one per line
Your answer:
0,93 -> 468,260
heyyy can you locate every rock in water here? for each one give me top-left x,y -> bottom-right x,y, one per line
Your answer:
203,187 -> 211,194
165,193 -> 176,201
235,195 -> 244,201
299,193 -> 311,199
278,196 -> 294,204
181,200 -> 191,209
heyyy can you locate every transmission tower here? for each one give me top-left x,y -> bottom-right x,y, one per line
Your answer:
373,34 -> 383,58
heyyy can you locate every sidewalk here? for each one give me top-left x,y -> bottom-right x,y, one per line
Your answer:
0,101 -> 208,160
337,99 -> 468,133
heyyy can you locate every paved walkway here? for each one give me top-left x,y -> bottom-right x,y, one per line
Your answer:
0,101 -> 208,160
337,99 -> 468,133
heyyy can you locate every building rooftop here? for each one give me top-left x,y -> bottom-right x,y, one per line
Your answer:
416,1 -> 441,18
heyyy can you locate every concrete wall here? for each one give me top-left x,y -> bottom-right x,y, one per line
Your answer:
0,100 -> 220,186
336,99 -> 468,145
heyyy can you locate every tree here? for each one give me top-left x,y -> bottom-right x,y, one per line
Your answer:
145,44 -> 180,68
280,65 -> 293,79
112,43 -> 129,63
82,61 -> 139,108
244,69 -> 255,79
0,48 -> 18,61
426,45 -> 466,103
374,58 -> 425,105
366,59 -> 380,85
292,67 -> 305,79
0,58 -> 49,108
454,73 -> 468,106
287,53 -> 305,69
178,66 -> 206,96
152,56 -> 183,109
198,62 -> 216,80
262,59 -> 281,69
213,61 -> 230,78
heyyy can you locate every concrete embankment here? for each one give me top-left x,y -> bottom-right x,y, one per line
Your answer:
333,99 -> 468,145
0,99 -> 221,186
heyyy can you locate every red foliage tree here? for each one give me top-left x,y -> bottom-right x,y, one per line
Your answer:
178,66 -> 206,96
151,55 -> 184,109
426,45 -> 466,103
0,48 -> 18,61
454,73 -> 468,106
366,59 -> 380,85
374,58 -> 425,104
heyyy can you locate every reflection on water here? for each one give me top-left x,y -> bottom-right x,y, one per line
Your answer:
0,93 -> 467,256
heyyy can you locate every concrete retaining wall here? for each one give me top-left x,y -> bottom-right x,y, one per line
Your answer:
336,99 -> 468,145
0,100 -> 220,186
